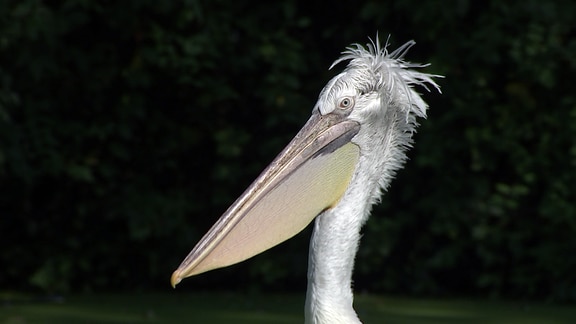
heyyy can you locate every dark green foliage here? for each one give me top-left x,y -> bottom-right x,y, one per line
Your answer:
3,293 -> 576,323
1,0 -> 574,302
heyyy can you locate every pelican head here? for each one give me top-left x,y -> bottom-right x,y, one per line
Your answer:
172,37 -> 441,323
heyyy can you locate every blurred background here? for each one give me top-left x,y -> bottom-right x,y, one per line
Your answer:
1,0 -> 574,303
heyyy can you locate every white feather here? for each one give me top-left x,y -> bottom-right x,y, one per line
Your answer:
305,38 -> 441,324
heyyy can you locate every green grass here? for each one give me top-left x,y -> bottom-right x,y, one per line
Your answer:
1,292 -> 575,323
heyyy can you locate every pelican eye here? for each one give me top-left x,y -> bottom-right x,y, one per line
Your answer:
337,97 -> 354,110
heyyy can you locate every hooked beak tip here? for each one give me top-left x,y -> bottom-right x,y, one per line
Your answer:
170,270 -> 183,288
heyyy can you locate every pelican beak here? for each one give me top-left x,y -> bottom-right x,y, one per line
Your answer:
171,110 -> 361,287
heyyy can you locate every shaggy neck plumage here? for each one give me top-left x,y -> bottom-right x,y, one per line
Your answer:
305,206 -> 365,324
304,108 -> 410,324
303,38 -> 440,324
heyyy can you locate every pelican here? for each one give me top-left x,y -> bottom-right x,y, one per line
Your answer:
171,37 -> 441,323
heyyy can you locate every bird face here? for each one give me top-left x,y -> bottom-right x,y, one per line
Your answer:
316,66 -> 396,144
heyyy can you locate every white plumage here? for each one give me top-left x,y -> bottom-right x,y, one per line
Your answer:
305,39 -> 440,323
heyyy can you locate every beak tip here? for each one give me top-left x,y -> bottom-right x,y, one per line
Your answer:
170,270 -> 182,288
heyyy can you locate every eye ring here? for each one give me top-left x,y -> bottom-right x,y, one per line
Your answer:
338,96 -> 354,110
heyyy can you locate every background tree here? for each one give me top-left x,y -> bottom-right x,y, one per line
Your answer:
1,0 -> 574,302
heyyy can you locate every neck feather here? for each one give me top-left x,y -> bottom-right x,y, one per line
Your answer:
304,108 -> 412,324
304,165 -> 375,324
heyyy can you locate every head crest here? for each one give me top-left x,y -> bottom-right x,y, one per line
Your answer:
329,36 -> 442,119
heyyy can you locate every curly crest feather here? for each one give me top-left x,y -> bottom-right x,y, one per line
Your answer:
329,38 -> 441,120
